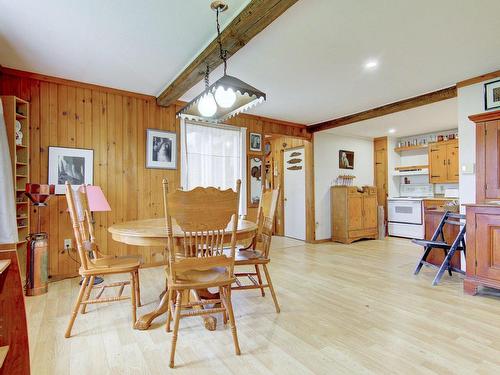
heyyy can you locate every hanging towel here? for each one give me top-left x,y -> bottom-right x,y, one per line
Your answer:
0,98 -> 19,244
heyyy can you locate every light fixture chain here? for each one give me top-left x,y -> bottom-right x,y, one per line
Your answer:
216,8 -> 228,76
204,64 -> 210,89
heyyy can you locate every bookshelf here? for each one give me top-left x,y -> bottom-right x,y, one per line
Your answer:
1,96 -> 30,247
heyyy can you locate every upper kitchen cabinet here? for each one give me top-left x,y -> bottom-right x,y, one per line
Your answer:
428,139 -> 459,184
470,110 -> 500,202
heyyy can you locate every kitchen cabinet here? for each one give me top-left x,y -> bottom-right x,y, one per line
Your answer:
428,139 -> 459,183
331,186 -> 378,244
464,204 -> 500,295
469,110 -> 500,201
423,209 -> 461,269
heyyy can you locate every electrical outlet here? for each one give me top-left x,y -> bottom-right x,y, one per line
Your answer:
64,239 -> 72,250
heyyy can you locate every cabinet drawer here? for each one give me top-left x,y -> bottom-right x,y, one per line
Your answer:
349,229 -> 377,238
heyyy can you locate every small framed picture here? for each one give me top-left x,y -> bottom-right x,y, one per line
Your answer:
48,147 -> 94,194
249,132 -> 262,152
339,150 -> 354,170
146,129 -> 177,170
484,79 -> 500,110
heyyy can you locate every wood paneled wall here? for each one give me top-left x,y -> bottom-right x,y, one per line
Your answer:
0,68 -> 309,278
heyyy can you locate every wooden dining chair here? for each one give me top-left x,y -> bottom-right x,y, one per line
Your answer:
64,182 -> 140,338
162,179 -> 241,368
78,184 -> 142,311
230,186 -> 281,313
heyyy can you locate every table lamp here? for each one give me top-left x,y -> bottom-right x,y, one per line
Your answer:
79,185 -> 111,285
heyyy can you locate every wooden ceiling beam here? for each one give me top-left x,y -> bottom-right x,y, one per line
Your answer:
308,86 -> 457,133
156,0 -> 299,107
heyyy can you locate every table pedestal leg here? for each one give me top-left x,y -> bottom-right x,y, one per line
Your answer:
190,289 -> 217,331
135,288 -> 169,330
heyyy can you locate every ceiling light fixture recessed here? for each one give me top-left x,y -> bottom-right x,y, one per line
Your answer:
388,128 -> 396,134
364,60 -> 378,69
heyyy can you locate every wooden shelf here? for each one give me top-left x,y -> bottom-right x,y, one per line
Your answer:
16,144 -> 28,149
16,161 -> 27,166
16,201 -> 28,205
394,144 -> 428,152
16,174 -> 28,179
16,113 -> 27,120
17,225 -> 28,229
394,165 -> 429,171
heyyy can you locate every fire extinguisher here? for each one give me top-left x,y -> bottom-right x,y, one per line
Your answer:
25,233 -> 49,296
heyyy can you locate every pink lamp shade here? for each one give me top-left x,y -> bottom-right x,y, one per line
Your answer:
80,185 -> 111,212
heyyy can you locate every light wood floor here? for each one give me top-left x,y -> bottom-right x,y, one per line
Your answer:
26,237 -> 500,374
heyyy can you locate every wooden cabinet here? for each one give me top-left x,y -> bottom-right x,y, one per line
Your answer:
428,139 -> 459,183
423,209 -> 461,268
331,186 -> 378,244
469,110 -> 500,201
464,204 -> 500,295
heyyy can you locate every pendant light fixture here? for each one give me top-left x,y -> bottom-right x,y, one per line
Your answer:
177,1 -> 266,123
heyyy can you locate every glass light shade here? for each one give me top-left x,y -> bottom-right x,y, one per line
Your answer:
214,86 -> 236,108
198,93 -> 217,117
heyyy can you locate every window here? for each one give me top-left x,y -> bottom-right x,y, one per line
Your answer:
180,120 -> 246,215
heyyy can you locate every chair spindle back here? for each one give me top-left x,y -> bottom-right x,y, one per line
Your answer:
256,186 -> 280,258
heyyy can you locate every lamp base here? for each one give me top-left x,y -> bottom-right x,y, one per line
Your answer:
80,276 -> 104,286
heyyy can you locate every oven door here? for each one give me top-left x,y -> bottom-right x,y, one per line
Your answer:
387,200 -> 422,224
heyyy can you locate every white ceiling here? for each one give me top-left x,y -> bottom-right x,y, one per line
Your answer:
0,0 -> 250,95
1,0 -> 500,125
323,98 -> 457,139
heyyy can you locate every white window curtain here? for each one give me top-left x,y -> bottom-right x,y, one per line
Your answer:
180,119 -> 247,215
0,98 -> 19,244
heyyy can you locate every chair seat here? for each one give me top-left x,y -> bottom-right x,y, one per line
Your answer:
80,256 -> 140,276
167,267 -> 234,289
223,248 -> 269,265
412,239 -> 456,249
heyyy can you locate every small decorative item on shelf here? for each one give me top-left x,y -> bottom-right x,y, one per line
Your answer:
15,120 -> 23,145
335,174 -> 355,186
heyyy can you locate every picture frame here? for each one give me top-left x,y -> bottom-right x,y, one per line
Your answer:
484,79 -> 500,110
339,150 -> 354,170
248,156 -> 263,207
146,129 -> 177,170
249,132 -> 262,152
48,146 -> 94,194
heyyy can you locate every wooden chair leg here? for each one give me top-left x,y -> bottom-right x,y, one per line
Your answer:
130,272 -> 137,327
254,265 -> 265,297
134,270 -> 142,307
165,287 -> 173,333
262,264 -> 280,313
169,291 -> 182,368
219,286 -> 228,325
224,286 -> 241,356
65,276 -> 88,338
81,276 -> 95,314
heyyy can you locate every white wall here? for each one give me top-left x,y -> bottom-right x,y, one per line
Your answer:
457,77 -> 499,209
313,132 -> 374,240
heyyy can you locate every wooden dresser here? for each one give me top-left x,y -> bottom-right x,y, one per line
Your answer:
331,186 -> 378,244
465,110 -> 500,294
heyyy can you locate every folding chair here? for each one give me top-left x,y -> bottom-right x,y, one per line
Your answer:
412,211 -> 466,286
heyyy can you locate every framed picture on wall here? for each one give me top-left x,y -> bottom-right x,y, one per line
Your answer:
249,132 -> 262,152
339,150 -> 354,170
48,146 -> 94,194
146,129 -> 177,170
484,79 -> 500,110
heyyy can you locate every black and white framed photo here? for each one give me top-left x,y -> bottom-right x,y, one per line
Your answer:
484,79 -> 500,110
146,129 -> 177,169
339,150 -> 354,170
48,146 -> 94,194
249,132 -> 262,152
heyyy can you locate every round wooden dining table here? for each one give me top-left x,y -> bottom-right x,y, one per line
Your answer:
108,218 -> 257,331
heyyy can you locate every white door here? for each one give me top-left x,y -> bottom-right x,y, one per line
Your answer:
284,147 -> 306,240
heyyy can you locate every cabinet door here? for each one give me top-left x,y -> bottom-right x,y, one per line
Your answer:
363,195 -> 378,229
446,142 -> 459,182
429,144 -> 447,183
484,121 -> 500,199
348,196 -> 363,230
475,213 -> 500,280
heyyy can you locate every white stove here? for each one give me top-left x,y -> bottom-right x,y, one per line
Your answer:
387,197 -> 425,239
